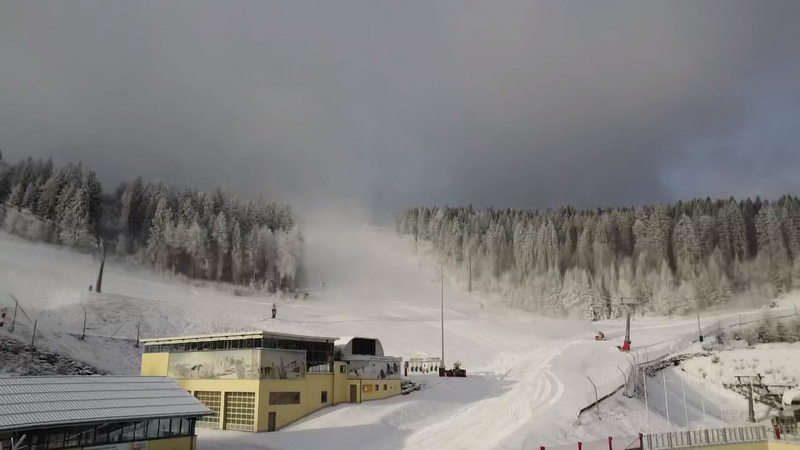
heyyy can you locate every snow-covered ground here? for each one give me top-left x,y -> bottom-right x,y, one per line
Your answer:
1,223 -> 798,450
683,342 -> 800,388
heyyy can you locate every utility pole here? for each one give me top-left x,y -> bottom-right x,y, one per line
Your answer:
747,379 -> 756,423
697,311 -> 703,342
643,367 -> 651,433
588,376 -> 600,418
663,371 -> 671,426
681,376 -> 689,429
627,359 -> 637,393
617,366 -> 628,397
135,321 -> 141,348
468,254 -> 472,293
700,388 -> 706,422
441,258 -> 445,373
9,295 -> 18,333
31,311 -> 45,347
80,308 -> 87,340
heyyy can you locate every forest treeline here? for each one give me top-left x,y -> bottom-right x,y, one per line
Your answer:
397,196 -> 800,318
0,152 -> 302,290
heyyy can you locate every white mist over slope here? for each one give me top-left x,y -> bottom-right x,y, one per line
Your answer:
1,219 -> 795,449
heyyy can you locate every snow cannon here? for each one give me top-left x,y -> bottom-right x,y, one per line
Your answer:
594,331 -> 606,341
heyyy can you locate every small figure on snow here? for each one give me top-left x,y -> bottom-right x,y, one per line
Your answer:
272,303 -> 277,319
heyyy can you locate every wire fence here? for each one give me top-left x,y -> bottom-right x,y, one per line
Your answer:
577,304 -> 800,441
547,426 -> 783,450
645,425 -> 769,449
0,293 -> 142,349
545,435 -> 641,450
631,306 -> 800,370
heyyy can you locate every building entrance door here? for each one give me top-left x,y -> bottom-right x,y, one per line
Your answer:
349,385 -> 357,403
268,412 -> 276,432
223,392 -> 255,431
194,391 -> 222,429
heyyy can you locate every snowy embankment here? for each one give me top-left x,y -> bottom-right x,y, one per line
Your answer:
1,226 -> 796,450
0,337 -> 102,376
573,311 -> 800,440
683,342 -> 800,388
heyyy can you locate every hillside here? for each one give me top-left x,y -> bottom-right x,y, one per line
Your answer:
1,224 -> 797,450
398,198 -> 800,318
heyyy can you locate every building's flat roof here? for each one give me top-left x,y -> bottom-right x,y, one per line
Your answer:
0,376 -> 211,433
141,330 -> 339,345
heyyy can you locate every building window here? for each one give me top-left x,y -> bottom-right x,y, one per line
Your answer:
122,422 -> 136,441
17,418 -> 199,450
147,419 -> 160,438
134,421 -> 146,439
352,338 -> 377,355
383,384 -> 387,391
180,418 -> 192,435
339,365 -> 346,373
321,391 -> 328,403
269,392 -> 301,405
374,384 -> 379,391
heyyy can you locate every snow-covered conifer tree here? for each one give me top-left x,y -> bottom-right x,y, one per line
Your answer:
231,221 -> 243,284
212,212 -> 229,282
146,198 -> 171,269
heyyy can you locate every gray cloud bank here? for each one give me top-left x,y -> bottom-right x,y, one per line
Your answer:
1,0 -> 799,220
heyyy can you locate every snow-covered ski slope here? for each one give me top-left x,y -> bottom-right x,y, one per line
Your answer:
1,223 -> 797,450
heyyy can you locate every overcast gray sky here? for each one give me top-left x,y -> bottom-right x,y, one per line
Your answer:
1,0 -> 799,219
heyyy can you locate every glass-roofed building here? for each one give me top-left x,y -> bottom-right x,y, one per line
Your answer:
0,376 -> 211,450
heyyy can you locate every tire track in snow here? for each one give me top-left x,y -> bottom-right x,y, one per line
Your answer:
404,341 -> 578,450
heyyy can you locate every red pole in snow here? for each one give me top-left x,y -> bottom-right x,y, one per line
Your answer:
608,436 -> 613,450
639,433 -> 643,450
578,442 -> 583,450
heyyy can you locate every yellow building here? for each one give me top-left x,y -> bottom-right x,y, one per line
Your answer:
140,331 -> 402,432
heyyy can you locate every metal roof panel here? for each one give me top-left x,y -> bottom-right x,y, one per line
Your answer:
0,376 -> 211,432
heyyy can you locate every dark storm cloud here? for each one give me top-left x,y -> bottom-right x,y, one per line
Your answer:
1,0 -> 799,218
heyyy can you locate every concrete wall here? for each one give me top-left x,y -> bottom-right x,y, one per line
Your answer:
697,443 -> 769,450
140,352 -> 169,376
698,442 -> 800,450
342,379 -> 402,404
360,379 -> 401,401
333,361 -> 350,405
148,436 -> 196,450
769,441 -> 800,450
256,373 -> 335,431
